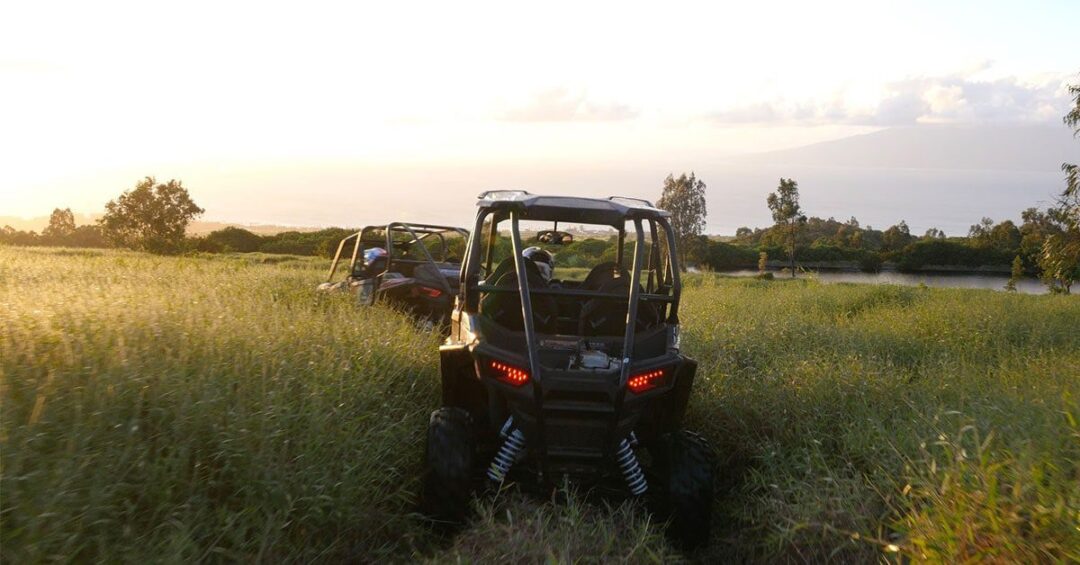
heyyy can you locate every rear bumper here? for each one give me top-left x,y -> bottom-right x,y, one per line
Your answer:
457,342 -> 697,475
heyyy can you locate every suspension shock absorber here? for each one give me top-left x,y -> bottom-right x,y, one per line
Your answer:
487,417 -> 526,483
616,433 -> 648,496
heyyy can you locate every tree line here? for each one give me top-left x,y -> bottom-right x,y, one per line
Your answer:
702,207 -> 1072,279
4,174 -> 1077,293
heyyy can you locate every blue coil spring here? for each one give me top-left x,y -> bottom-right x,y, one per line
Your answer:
616,438 -> 648,495
487,424 -> 526,483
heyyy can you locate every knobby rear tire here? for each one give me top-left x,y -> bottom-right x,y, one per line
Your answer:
419,407 -> 475,532
652,430 -> 715,551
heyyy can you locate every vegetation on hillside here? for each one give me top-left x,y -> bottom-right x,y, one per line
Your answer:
3,248 -> 1077,562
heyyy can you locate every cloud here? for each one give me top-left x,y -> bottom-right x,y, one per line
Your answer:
499,88 -> 639,122
710,71 -> 1073,126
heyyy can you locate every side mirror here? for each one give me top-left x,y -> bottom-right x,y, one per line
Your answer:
537,230 -> 574,245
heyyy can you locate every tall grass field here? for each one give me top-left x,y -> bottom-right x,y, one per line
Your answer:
2,247 -> 1078,562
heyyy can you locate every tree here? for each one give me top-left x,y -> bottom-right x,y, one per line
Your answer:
42,208 -> 76,240
99,177 -> 204,253
1039,78 -> 1080,293
988,220 -> 1021,252
968,217 -> 995,246
1019,207 -> 1063,268
1040,234 -> 1079,294
735,226 -> 753,239
849,230 -> 863,249
923,227 -> 946,240
882,220 -> 913,252
766,178 -> 806,278
1063,80 -> 1080,222
1005,255 -> 1023,292
657,173 -> 708,268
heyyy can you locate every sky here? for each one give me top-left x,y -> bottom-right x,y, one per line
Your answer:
1,0 -> 1077,233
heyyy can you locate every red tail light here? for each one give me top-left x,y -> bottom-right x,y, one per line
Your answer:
414,286 -> 443,298
627,368 -> 668,394
490,360 -> 530,386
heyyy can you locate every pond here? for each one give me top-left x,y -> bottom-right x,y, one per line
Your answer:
718,269 -> 1050,295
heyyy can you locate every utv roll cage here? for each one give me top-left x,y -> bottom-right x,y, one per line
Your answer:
462,189 -> 682,331
325,222 -> 469,296
453,190 -> 686,466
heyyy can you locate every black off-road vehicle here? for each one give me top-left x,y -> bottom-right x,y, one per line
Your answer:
319,222 -> 468,326
422,191 -> 713,549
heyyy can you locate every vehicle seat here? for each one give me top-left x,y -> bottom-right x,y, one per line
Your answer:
578,275 -> 661,336
352,256 -> 387,280
580,261 -> 628,291
482,257 -> 517,286
480,259 -> 558,333
412,262 -> 454,292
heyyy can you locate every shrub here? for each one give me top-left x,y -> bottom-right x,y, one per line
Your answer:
894,240 -> 1012,271
205,227 -> 264,252
704,241 -> 758,270
859,252 -> 883,273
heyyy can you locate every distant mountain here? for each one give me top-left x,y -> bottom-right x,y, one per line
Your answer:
701,124 -> 1080,235
737,124 -> 1077,172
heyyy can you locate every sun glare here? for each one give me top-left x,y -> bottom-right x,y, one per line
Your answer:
1,0 -> 1076,232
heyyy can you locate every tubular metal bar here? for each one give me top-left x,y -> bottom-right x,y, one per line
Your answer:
460,211 -> 488,311
646,220 -> 659,294
662,219 -> 682,323
485,216 -> 497,277
475,285 -> 675,303
509,211 -> 541,382
404,225 -> 468,261
348,231 -> 363,275
619,218 -> 646,383
384,222 -> 470,236
326,232 -> 360,282
464,212 -> 486,285
326,234 -> 348,281
609,218 -> 646,454
509,210 -> 547,473
387,222 -> 453,295
406,232 -> 445,261
616,228 -> 625,269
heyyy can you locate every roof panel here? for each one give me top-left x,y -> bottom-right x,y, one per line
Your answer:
476,191 -> 670,225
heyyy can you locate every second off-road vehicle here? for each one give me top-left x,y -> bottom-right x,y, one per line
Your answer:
319,222 -> 468,326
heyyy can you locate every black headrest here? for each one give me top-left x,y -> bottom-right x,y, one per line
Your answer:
480,259 -> 557,332
581,261 -> 629,291
486,256 -> 546,287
